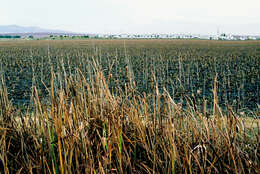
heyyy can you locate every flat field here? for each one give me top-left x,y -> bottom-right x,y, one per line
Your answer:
0,39 -> 259,110
0,39 -> 260,173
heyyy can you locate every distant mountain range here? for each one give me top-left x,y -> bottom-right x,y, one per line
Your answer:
0,25 -> 70,34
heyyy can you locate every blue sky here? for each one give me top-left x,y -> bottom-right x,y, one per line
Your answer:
1,0 -> 260,35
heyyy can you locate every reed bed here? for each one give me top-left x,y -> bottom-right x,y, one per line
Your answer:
0,40 -> 260,110
0,60 -> 259,173
0,39 -> 259,173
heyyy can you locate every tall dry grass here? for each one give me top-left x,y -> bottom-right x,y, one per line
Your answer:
0,60 -> 259,174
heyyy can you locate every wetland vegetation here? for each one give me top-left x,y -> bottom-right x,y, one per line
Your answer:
0,39 -> 259,173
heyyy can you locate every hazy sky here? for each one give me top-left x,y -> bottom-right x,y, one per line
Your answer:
1,0 -> 260,35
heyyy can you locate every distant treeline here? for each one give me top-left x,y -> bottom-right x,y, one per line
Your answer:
0,35 -> 21,39
52,35 -> 90,39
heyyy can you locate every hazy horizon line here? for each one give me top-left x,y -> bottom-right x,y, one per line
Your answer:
1,24 -> 260,36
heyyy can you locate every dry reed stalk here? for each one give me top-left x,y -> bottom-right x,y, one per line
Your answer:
1,54 -> 259,173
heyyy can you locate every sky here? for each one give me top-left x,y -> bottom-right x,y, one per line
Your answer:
1,0 -> 260,35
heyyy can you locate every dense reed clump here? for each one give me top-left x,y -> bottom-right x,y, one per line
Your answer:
0,57 -> 259,173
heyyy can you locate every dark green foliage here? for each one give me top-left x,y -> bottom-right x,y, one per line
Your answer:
0,35 -> 21,39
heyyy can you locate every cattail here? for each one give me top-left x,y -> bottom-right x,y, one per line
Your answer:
125,65 -> 129,78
